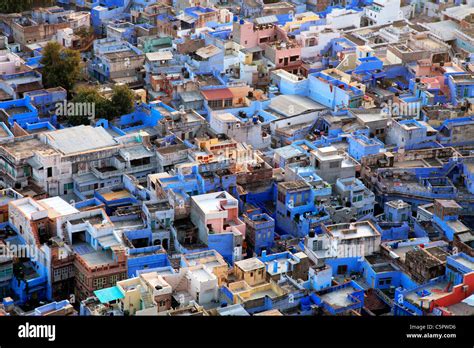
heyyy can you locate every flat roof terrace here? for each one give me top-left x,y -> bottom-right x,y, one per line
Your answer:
445,301 -> 474,315
112,217 -> 145,230
451,74 -> 474,85
405,280 -> 450,304
104,50 -> 141,60
1,138 -> 56,160
73,242 -> 114,267
453,255 -> 474,270
4,106 -> 30,115
156,143 -> 188,155
326,222 -> 379,240
319,284 -> 359,309
101,190 -> 132,201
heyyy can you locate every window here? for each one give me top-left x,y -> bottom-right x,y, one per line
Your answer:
208,100 -> 221,109
94,277 -> 107,289
295,193 -> 302,205
64,183 -> 73,194
110,274 -> 119,284
277,191 -> 285,203
313,239 -> 323,251
47,167 -> 53,178
224,99 -> 232,107
337,265 -> 348,275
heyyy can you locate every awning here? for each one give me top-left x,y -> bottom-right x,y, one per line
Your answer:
27,157 -> 43,170
94,286 -> 125,304
201,88 -> 233,101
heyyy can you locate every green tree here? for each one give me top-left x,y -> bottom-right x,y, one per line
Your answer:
40,41 -> 82,95
0,0 -> 32,13
66,86 -> 114,125
0,0 -> 55,14
111,84 -> 135,117
62,87 -> 98,126
63,85 -> 137,125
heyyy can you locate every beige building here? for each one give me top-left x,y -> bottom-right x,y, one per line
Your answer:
234,258 -> 266,286
181,249 -> 229,286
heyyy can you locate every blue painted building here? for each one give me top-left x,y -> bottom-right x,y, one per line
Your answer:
0,96 -> 39,128
386,119 -> 437,150
347,133 -> 384,161
384,200 -> 411,223
335,177 -> 375,220
375,221 -> 410,241
127,245 -> 171,278
23,88 -> 67,117
445,253 -> 474,286
447,73 -> 474,105
311,280 -> 365,315
243,210 -> 275,256
308,71 -> 364,110
276,180 -> 331,237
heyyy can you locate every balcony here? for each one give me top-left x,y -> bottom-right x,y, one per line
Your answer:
91,163 -> 155,180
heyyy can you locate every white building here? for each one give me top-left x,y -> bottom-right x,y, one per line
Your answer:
0,50 -> 24,76
209,112 -> 271,149
310,146 -> 357,184
56,28 -> 77,48
326,8 -> 363,30
295,26 -> 341,60
364,0 -> 404,26
304,221 -> 381,265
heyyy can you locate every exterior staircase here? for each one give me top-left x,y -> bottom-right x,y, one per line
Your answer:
141,291 -> 154,309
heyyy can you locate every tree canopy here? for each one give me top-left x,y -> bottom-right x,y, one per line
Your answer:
0,0 -> 55,14
40,42 -> 82,95
63,85 -> 136,126
111,84 -> 135,117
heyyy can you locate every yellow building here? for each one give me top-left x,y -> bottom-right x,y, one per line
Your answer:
234,258 -> 266,286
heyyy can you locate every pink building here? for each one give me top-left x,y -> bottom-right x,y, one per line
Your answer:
232,19 -> 302,73
190,191 -> 246,262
